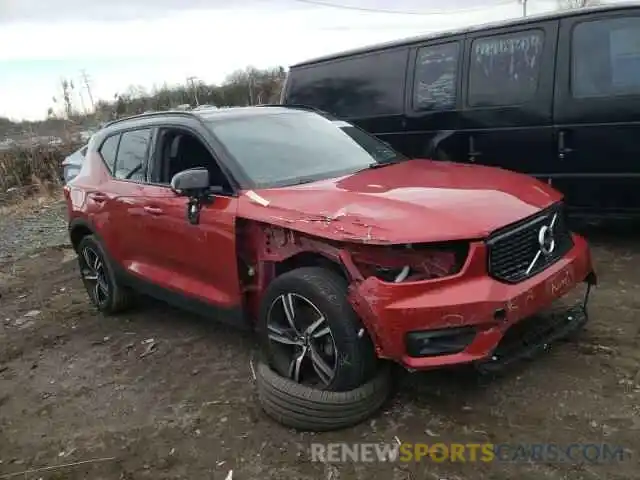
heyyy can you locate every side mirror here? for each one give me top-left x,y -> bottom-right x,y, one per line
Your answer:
171,167 -> 209,197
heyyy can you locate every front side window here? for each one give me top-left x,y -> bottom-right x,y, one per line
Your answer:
572,16 -> 640,98
468,29 -> 545,107
207,111 -> 405,188
114,129 -> 152,181
413,42 -> 460,111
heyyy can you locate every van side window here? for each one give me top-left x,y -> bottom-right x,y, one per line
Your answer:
413,42 -> 460,111
285,49 -> 408,118
468,30 -> 545,107
572,16 -> 640,99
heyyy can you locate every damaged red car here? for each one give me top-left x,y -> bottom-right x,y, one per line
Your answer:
64,105 -> 596,392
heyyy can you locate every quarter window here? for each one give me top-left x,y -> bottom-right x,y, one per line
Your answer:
114,129 -> 152,181
98,135 -> 120,174
572,16 -> 640,98
468,30 -> 545,107
413,42 -> 460,111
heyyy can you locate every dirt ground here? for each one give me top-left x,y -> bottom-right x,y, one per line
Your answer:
1,203 -> 639,479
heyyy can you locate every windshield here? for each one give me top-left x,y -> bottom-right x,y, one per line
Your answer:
207,111 -> 406,188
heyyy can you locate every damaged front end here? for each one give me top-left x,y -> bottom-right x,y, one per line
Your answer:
237,217 -> 596,372
236,221 -> 470,351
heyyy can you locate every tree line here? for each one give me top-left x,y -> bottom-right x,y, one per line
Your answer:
0,65 -> 287,139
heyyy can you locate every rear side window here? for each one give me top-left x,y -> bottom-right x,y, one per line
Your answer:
413,42 -> 460,111
572,16 -> 640,98
468,29 -> 545,107
114,129 -> 152,181
285,49 -> 408,118
98,135 -> 120,174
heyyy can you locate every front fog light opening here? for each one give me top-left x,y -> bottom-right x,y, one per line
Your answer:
405,326 -> 477,357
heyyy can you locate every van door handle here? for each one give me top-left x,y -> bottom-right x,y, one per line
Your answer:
558,131 -> 575,160
468,136 -> 482,162
143,206 -> 164,216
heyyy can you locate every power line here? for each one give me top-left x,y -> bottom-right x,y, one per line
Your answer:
289,0 -> 517,15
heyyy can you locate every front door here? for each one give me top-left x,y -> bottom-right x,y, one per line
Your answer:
137,188 -> 242,310
553,9 -> 640,215
459,21 -> 558,177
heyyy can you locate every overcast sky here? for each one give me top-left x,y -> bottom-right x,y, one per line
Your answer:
0,0 -> 586,120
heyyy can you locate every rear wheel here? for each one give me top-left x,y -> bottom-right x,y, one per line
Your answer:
77,235 -> 134,314
257,267 -> 378,392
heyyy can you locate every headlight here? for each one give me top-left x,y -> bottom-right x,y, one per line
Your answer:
349,241 -> 469,283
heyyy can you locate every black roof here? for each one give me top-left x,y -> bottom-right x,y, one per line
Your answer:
291,3 -> 639,68
100,105 -> 322,132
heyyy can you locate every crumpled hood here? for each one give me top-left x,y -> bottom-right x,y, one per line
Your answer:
237,159 -> 562,244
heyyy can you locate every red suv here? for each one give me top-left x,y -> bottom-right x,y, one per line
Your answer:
64,106 -> 596,392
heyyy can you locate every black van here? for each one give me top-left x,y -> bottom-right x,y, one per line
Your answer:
281,4 -> 640,218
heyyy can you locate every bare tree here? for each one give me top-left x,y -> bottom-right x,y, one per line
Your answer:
558,0 -> 599,9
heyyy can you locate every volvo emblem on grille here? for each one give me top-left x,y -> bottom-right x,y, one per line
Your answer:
525,213 -> 558,275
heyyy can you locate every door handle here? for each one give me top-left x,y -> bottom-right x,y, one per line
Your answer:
88,192 -> 107,203
143,206 -> 164,216
558,131 -> 575,160
468,136 -> 482,162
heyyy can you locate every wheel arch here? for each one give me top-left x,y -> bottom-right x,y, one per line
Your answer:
69,218 -> 96,252
274,251 -> 348,281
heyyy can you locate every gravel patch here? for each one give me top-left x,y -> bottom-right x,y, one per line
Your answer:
0,200 -> 68,261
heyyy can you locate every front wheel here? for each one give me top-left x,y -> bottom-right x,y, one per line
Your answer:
257,267 -> 378,392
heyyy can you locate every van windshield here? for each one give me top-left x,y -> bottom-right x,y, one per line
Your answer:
207,111 -> 406,188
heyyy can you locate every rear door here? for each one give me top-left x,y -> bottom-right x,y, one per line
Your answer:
102,128 -> 156,272
459,21 -> 558,176
554,9 -> 640,214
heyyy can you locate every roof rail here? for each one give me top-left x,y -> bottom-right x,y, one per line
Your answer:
256,103 -> 334,118
104,110 -> 197,128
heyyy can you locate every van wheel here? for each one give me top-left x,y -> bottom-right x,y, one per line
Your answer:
77,235 -> 134,314
256,359 -> 391,431
257,267 -> 378,392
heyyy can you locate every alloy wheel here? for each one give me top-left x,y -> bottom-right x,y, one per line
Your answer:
266,292 -> 338,387
79,246 -> 110,308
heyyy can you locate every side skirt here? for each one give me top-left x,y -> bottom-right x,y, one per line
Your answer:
114,264 -> 253,331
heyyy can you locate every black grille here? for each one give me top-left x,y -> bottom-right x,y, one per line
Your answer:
487,203 -> 573,283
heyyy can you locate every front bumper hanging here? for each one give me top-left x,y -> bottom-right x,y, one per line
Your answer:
475,280 -> 593,375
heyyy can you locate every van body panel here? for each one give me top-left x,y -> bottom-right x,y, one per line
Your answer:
282,3 -> 640,217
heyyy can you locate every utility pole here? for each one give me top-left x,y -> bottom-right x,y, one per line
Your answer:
248,74 -> 255,106
80,69 -> 95,112
187,76 -> 200,106
521,0 -> 528,17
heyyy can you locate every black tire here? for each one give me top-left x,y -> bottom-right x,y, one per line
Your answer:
256,359 -> 391,431
77,235 -> 134,314
257,267 -> 378,392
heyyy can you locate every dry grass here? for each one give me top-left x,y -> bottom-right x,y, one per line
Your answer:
0,143 -> 80,205
0,188 -> 64,217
